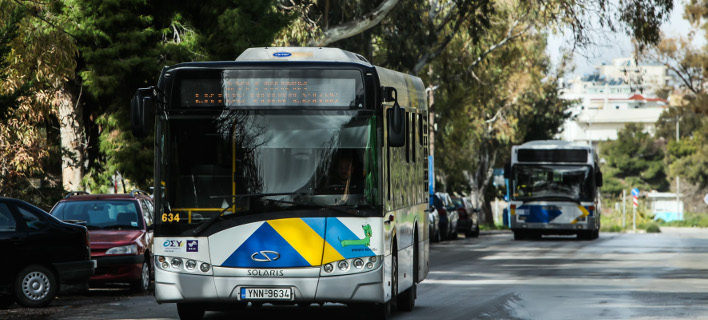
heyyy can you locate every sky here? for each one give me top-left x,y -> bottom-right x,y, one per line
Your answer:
547,0 -> 703,78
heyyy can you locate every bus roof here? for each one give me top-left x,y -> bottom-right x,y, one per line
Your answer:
236,47 -> 372,67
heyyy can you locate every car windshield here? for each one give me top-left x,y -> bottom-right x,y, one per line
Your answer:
51,200 -> 143,230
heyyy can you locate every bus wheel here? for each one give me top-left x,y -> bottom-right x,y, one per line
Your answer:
177,303 -> 205,320
513,231 -> 525,241
398,235 -> 417,311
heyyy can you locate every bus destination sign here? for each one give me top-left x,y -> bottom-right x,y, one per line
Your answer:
180,77 -> 356,108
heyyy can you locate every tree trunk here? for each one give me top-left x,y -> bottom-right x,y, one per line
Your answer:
56,87 -> 86,191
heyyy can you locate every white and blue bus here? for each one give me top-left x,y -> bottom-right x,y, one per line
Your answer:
504,140 -> 603,240
131,47 -> 430,319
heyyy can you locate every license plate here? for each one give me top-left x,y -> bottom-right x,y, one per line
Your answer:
240,288 -> 292,300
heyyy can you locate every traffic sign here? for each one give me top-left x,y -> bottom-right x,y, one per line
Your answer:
632,188 -> 639,208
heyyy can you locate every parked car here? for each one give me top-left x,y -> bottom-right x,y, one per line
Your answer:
428,204 -> 440,243
452,197 -> 480,238
0,197 -> 94,308
49,190 -> 154,292
433,192 -> 458,240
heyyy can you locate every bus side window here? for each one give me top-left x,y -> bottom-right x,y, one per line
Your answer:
405,111 -> 410,163
411,113 -> 416,163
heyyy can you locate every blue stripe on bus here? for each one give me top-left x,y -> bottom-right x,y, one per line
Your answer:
323,218 -> 375,259
519,205 -> 563,223
221,222 -> 311,268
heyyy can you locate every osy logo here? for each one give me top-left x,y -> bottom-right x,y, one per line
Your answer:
163,240 -> 185,248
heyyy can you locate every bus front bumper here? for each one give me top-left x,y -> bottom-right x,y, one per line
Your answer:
511,217 -> 599,234
154,265 -> 385,304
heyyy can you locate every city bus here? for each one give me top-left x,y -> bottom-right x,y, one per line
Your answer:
130,47 -> 430,319
504,140 -> 603,240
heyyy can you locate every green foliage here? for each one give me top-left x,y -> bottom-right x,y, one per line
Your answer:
599,123 -> 669,195
0,5 -> 30,120
61,0 -> 292,192
644,222 -> 661,233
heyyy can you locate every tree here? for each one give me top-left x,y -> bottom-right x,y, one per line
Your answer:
599,123 -> 668,195
58,0 -> 293,192
0,0 -> 77,206
643,1 -> 708,191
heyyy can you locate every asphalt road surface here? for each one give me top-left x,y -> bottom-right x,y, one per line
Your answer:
4,227 -> 708,320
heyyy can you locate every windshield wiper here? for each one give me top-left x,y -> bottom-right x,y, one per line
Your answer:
191,192 -> 307,236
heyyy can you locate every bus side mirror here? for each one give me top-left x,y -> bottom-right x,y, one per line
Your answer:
131,87 -> 155,138
384,86 -> 405,147
595,171 -> 603,187
503,162 -> 511,179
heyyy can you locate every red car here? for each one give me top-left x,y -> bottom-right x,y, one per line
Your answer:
49,190 -> 154,292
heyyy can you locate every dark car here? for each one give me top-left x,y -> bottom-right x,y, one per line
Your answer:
428,204 -> 441,243
433,192 -> 459,240
452,197 -> 480,238
49,190 -> 154,292
0,197 -> 94,308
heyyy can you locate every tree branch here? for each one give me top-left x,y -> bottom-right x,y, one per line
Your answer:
308,0 -> 400,47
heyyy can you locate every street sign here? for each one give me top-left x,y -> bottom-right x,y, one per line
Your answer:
632,188 -> 639,208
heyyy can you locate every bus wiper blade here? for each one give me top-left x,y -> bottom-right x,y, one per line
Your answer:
263,198 -> 361,216
193,192 -> 306,236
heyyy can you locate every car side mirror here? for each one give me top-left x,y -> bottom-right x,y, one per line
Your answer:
131,87 -> 155,138
383,86 -> 405,147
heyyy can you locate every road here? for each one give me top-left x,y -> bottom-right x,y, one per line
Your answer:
4,227 -> 708,320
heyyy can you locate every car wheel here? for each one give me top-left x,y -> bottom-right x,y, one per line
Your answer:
0,295 -> 15,308
448,222 -> 457,240
439,224 -> 448,241
14,265 -> 57,308
471,223 -> 480,238
130,260 -> 150,292
177,303 -> 206,320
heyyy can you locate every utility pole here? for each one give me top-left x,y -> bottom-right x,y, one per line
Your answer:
676,114 -> 680,219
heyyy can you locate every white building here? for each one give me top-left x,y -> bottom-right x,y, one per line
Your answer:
559,57 -> 671,145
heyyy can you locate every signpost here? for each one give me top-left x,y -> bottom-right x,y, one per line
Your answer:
631,188 -> 639,232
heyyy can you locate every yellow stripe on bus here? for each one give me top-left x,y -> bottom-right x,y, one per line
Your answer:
268,218 -> 328,266
571,205 -> 590,224
322,241 -> 345,265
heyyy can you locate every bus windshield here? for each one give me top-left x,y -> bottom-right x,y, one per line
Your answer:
512,165 -> 595,202
162,110 -> 379,231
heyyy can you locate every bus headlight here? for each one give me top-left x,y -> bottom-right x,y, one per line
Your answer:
156,255 -> 212,275
321,255 -> 382,276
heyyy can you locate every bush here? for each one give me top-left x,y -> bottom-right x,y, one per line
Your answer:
644,223 -> 661,233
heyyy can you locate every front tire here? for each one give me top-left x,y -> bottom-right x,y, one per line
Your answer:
177,303 -> 206,320
14,265 -> 57,308
130,260 -> 151,292
398,234 -> 418,312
